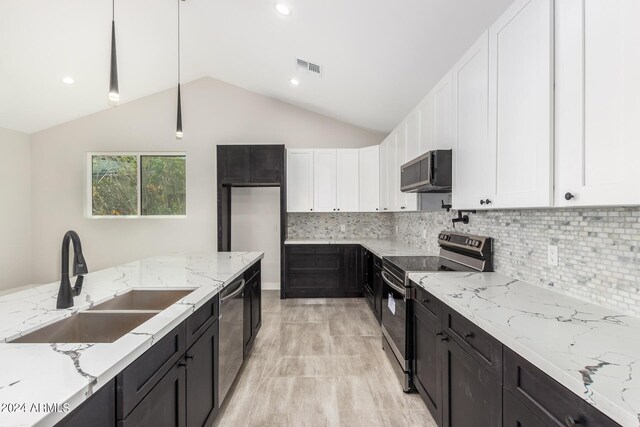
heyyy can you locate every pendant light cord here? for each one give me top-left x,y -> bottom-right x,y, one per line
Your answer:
112,0 -> 115,22
177,0 -> 181,85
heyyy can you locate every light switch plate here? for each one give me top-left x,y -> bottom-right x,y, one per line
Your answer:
547,245 -> 559,266
422,229 -> 427,239
340,224 -> 346,232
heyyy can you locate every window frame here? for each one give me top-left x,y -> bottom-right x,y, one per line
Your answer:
86,152 -> 187,219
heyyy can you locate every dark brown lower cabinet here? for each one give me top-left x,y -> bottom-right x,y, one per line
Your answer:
284,244 -> 364,298
119,360 -> 186,427
504,347 -> 619,427
372,256 -> 383,322
503,391 -> 545,427
57,379 -> 115,427
243,268 -> 262,357
442,337 -> 502,427
186,322 -> 219,427
412,301 -> 443,425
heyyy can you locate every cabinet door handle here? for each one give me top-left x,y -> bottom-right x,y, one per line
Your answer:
178,361 -> 187,368
422,298 -> 430,304
565,192 -> 575,201
186,354 -> 194,361
463,332 -> 474,339
436,331 -> 444,337
439,336 -> 449,342
480,199 -> 485,205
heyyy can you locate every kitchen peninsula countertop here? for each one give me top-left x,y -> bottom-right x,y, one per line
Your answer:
0,252 -> 263,426
409,271 -> 640,427
284,238 -> 432,258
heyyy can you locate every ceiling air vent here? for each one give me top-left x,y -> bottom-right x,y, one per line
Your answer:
296,58 -> 322,78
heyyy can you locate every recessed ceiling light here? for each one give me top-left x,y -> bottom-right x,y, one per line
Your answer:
275,3 -> 291,16
62,77 -> 75,85
290,78 -> 300,86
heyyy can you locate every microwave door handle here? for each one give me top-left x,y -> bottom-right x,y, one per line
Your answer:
427,152 -> 433,184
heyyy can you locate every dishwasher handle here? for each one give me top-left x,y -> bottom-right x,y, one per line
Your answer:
220,279 -> 246,304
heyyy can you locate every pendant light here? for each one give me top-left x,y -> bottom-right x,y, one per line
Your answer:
175,0 -> 183,140
108,0 -> 119,104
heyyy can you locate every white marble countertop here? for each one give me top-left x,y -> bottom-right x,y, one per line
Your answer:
408,271 -> 640,427
0,252 -> 263,427
284,238 -> 432,259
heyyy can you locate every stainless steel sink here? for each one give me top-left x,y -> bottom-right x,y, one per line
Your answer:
10,312 -> 156,343
88,289 -> 194,311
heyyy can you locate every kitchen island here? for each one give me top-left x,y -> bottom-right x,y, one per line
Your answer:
0,252 -> 263,427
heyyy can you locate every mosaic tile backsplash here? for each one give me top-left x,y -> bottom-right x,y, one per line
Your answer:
395,208 -> 640,317
288,208 -> 640,317
287,212 -> 394,240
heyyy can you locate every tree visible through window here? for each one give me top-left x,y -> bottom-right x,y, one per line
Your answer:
90,154 -> 186,217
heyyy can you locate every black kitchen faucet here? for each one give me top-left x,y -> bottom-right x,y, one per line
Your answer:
56,230 -> 88,309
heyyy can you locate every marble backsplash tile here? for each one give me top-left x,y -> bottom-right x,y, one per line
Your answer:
392,208 -> 640,317
287,212 -> 394,240
287,208 -> 640,317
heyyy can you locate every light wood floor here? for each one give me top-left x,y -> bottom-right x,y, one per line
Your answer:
213,291 -> 437,427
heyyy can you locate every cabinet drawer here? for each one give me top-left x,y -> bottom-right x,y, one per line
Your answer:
58,380 -> 115,427
504,347 -> 620,427
413,286 -> 441,322
503,390 -> 544,427
373,255 -> 382,269
116,322 -> 186,419
443,307 -> 502,378
243,261 -> 261,282
186,294 -> 219,349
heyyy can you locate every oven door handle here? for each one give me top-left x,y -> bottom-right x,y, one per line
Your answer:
381,271 -> 406,297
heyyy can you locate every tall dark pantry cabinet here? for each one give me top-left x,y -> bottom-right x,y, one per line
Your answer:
216,144 -> 287,305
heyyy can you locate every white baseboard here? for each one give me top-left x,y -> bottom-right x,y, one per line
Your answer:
261,281 -> 280,290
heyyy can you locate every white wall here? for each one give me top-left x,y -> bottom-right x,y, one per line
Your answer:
29,77 -> 384,284
0,127 -> 32,290
231,187 -> 280,289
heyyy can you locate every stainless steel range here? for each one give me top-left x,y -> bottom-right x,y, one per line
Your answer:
380,231 -> 493,392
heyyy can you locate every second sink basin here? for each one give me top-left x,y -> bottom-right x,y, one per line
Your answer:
10,312 -> 156,343
89,289 -> 194,311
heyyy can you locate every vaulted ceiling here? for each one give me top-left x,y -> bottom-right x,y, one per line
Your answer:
0,0 -> 514,134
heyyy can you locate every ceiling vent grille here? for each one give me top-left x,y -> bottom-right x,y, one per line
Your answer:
296,58 -> 322,78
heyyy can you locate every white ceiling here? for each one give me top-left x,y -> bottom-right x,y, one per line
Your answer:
0,0 -> 514,134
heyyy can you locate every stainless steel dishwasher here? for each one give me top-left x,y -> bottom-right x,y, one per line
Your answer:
218,277 -> 245,404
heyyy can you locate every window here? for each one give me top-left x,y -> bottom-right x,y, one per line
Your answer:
88,153 -> 186,218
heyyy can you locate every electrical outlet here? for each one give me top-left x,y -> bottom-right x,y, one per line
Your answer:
547,245 -> 559,266
422,229 -> 427,239
395,225 -> 399,233
340,224 -> 346,232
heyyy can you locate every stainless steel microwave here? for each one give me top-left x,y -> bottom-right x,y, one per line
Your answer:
400,149 -> 452,193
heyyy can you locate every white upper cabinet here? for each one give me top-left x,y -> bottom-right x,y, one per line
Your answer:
555,0 -> 640,207
396,122 -> 418,211
379,139 -> 389,212
387,132 -> 399,212
336,149 -> 359,212
418,96 -> 435,155
313,149 -> 337,212
488,0 -> 554,209
287,149 -> 314,212
433,72 -> 453,149
359,145 -> 380,212
452,32 -> 491,210
406,111 -> 420,161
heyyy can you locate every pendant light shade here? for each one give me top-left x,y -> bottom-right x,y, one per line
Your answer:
176,84 -> 183,139
175,0 -> 183,140
108,0 -> 119,104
